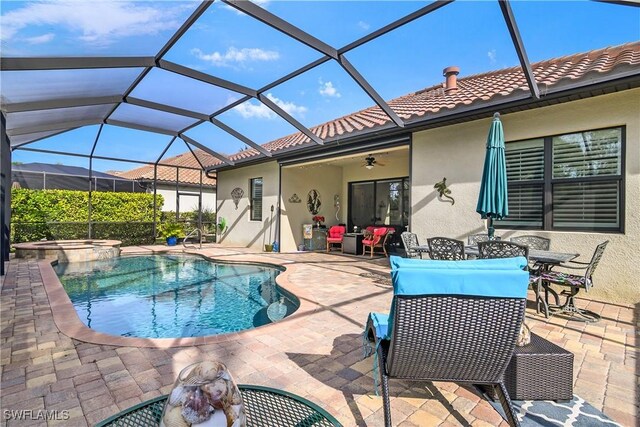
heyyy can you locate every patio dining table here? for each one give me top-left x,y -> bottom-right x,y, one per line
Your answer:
464,245 -> 580,317
413,244 -> 579,317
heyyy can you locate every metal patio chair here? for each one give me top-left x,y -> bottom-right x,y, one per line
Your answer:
510,235 -> 551,251
478,240 -> 529,262
467,233 -> 496,245
427,236 -> 465,260
400,231 -> 422,258
538,241 -> 609,322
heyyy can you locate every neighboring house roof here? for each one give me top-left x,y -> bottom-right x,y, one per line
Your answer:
203,41 -> 640,168
13,162 -> 125,179
117,151 -> 217,187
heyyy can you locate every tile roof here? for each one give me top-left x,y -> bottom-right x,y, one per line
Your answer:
119,42 -> 639,174
200,41 -> 639,168
116,151 -> 216,187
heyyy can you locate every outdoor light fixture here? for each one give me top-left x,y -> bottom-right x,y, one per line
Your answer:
366,164 -> 374,170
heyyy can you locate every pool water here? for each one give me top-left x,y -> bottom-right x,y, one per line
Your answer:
53,255 -> 297,338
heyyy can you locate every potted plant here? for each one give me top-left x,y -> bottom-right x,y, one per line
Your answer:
158,221 -> 185,246
312,215 -> 325,228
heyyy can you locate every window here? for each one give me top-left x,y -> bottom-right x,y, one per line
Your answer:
348,177 -> 409,230
498,127 -> 623,232
250,177 -> 263,221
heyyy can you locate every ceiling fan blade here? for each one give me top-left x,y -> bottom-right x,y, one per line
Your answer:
376,161 -> 386,166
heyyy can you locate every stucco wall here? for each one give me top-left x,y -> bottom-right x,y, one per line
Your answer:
156,185 -> 216,213
216,162 -> 279,249
411,88 -> 640,304
280,165 -> 343,252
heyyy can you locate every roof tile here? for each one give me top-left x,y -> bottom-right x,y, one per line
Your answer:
122,42 -> 640,173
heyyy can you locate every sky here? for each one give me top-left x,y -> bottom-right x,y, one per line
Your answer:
1,0 -> 639,173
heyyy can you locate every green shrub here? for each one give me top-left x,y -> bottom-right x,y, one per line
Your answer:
10,188 -> 163,244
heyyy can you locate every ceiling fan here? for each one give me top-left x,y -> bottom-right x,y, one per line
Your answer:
362,154 -> 385,169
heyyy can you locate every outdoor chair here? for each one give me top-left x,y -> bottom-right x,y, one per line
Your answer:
478,240 -> 529,262
427,237 -> 465,260
365,256 -> 529,427
362,227 -> 391,258
467,233 -> 499,245
537,241 -> 609,322
400,231 -> 422,258
510,235 -> 551,251
326,225 -> 346,253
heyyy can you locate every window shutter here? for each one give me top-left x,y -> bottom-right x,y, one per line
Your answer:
501,139 -> 544,227
251,178 -> 263,221
552,129 -> 621,178
553,181 -> 619,229
506,139 -> 544,181
501,185 -> 544,227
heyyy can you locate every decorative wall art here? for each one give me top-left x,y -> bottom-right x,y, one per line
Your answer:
434,177 -> 455,205
231,187 -> 244,209
334,194 -> 340,221
288,193 -> 302,203
307,190 -> 322,215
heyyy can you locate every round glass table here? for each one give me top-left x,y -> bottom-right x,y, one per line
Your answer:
96,384 -> 342,427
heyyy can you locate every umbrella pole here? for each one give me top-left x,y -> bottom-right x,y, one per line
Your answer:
488,215 -> 495,240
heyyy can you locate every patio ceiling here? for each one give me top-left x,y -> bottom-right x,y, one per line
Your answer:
1,0 -> 639,172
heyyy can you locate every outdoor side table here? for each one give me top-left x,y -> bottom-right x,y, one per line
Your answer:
304,227 -> 328,251
96,384 -> 342,427
342,233 -> 364,255
486,333 -> 573,401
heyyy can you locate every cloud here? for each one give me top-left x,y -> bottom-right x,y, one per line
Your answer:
25,33 -> 55,44
0,1 -> 184,45
191,47 -> 280,67
358,21 -> 371,31
222,0 -> 270,15
233,93 -> 307,120
318,80 -> 341,98
488,49 -> 497,65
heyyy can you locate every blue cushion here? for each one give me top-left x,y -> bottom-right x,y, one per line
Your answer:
391,267 -> 529,299
367,312 -> 390,340
390,255 -> 527,271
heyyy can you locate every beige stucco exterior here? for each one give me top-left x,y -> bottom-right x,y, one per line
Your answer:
216,162 -> 279,250
411,88 -> 640,304
215,89 -> 638,303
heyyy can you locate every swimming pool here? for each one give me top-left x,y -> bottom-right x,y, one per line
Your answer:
53,255 -> 298,338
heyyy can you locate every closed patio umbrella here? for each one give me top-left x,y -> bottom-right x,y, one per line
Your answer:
476,112 -> 508,239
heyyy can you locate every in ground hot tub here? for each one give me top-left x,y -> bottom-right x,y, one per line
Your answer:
14,240 -> 121,263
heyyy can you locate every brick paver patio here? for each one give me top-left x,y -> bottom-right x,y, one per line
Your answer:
1,245 -> 637,426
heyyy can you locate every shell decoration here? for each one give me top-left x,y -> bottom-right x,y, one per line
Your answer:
161,361 -> 247,427
160,405 -> 190,427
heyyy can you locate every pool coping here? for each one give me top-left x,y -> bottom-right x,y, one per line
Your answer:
39,251 -> 320,348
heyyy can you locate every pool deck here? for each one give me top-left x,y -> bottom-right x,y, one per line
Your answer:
0,244 -> 637,426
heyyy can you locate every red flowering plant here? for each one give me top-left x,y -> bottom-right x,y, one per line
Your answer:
312,215 -> 325,224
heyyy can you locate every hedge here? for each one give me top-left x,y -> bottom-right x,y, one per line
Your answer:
11,189 -> 163,245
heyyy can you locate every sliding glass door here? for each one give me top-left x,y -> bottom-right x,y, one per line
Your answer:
348,177 -> 409,231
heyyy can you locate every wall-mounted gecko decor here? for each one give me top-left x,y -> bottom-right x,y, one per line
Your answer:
307,189 -> 321,215
288,193 -> 302,203
434,177 -> 455,205
231,187 -> 244,209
